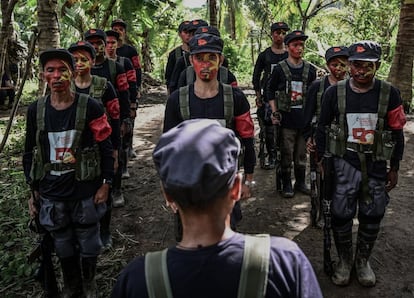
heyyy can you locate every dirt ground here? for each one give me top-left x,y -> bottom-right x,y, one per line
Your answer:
18,86 -> 414,297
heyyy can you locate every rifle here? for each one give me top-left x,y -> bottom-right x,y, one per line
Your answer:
321,126 -> 334,276
27,198 -> 59,297
274,113 -> 282,193
309,122 -> 318,227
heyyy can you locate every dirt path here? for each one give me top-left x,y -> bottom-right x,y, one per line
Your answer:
101,86 -> 414,297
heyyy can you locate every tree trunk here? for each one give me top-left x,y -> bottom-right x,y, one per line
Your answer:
387,0 -> 414,113
0,0 -> 18,80
37,0 -> 60,95
228,0 -> 236,40
209,0 -> 218,28
141,29 -> 152,73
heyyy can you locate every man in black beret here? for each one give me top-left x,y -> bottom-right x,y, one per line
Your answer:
24,48 -> 114,297
266,30 -> 317,198
316,40 -> 406,287
111,119 -> 322,297
252,21 -> 290,170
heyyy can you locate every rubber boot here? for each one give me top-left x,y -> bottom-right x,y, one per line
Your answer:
82,257 -> 98,298
264,125 -> 275,170
294,166 -> 311,195
355,224 -> 379,287
331,230 -> 353,286
282,172 -> 294,198
100,207 -> 113,250
60,256 -> 83,298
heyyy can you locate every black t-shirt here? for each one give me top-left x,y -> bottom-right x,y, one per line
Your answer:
117,43 -> 142,88
111,233 -> 322,298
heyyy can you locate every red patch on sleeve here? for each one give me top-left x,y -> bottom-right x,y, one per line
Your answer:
126,69 -> 137,82
132,56 -> 141,69
387,105 -> 406,130
234,111 -> 254,138
230,81 -> 238,87
105,98 -> 120,120
116,73 -> 129,91
89,114 -> 112,142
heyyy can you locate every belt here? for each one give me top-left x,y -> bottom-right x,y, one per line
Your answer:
346,142 -> 373,154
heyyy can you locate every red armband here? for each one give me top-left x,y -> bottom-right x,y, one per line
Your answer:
387,105 -> 406,130
89,114 -> 112,142
132,56 -> 141,69
126,69 -> 137,82
230,81 -> 238,87
105,98 -> 120,120
234,111 -> 254,138
116,73 -> 129,92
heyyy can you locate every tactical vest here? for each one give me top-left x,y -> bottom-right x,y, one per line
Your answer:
29,93 -> 101,182
185,66 -> 229,85
89,75 -> 108,103
145,234 -> 271,298
179,83 -> 234,129
328,79 -> 395,161
276,60 -> 311,112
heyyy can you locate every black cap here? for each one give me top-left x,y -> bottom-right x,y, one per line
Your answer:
111,19 -> 127,29
195,26 -> 221,37
187,19 -> 209,31
68,41 -> 96,59
105,30 -> 120,40
348,41 -> 381,62
271,22 -> 290,32
153,119 -> 240,205
178,20 -> 191,32
84,29 -> 107,44
189,33 -> 224,54
325,46 -> 349,62
284,30 -> 308,45
39,48 -> 75,70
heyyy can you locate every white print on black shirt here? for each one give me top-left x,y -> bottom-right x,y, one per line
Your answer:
291,81 -> 303,108
346,113 -> 378,144
48,129 -> 76,176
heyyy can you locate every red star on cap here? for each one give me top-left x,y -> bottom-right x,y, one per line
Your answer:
90,29 -> 96,34
356,45 -> 365,53
198,39 -> 207,46
295,32 -> 301,35
78,41 -> 86,45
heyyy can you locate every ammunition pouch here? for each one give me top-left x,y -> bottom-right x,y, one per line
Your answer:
276,91 -> 291,112
75,145 -> 101,181
30,146 -> 44,182
327,123 -> 346,157
373,130 -> 395,161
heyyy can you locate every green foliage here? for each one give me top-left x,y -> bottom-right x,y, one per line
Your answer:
0,116 -> 36,290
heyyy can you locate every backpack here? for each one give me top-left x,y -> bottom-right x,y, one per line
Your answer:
276,60 -> 311,112
144,234 -> 271,298
185,65 -> 229,85
179,83 -> 234,128
89,75 -> 107,103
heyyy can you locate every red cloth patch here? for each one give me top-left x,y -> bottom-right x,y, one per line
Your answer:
126,69 -> 137,82
116,73 -> 129,91
387,105 -> 406,130
106,98 -> 120,120
234,111 -> 254,138
132,56 -> 141,69
230,81 -> 238,87
89,114 -> 112,142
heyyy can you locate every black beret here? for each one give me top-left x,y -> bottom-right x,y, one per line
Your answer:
39,48 -> 75,70
189,33 -> 224,54
325,46 -> 349,62
195,26 -> 221,37
187,19 -> 209,31
153,119 -> 240,204
271,22 -> 290,32
348,40 -> 381,62
84,29 -> 107,44
68,41 -> 96,59
178,20 -> 191,32
284,30 -> 308,45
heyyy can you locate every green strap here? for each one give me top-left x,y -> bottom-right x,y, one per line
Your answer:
174,46 -> 182,61
302,62 -> 310,101
35,96 -> 47,173
145,249 -> 173,298
108,58 -> 117,86
336,80 -> 347,156
179,85 -> 190,121
89,75 -> 107,103
315,76 -> 326,118
238,234 -> 271,298
222,83 -> 234,128
72,93 -> 89,150
377,80 -> 391,131
186,66 -> 194,84
279,60 -> 291,92
219,66 -> 228,84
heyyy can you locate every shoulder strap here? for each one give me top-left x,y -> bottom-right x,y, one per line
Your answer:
279,60 -> 291,84
219,66 -> 228,84
108,59 -> 117,86
72,93 -> 89,148
316,76 -> 327,118
222,83 -> 234,128
175,46 -> 182,61
186,66 -> 195,84
377,80 -> 391,131
302,61 -> 311,100
35,96 -> 47,166
179,85 -> 190,121
145,249 -> 173,298
238,234 -> 271,298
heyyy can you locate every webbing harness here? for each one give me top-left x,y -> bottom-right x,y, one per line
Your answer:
277,60 -> 311,111
179,83 -> 234,128
89,75 -> 107,103
185,65 -> 229,85
336,79 -> 391,204
31,93 -> 89,179
144,234 -> 270,298
315,75 -> 327,119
